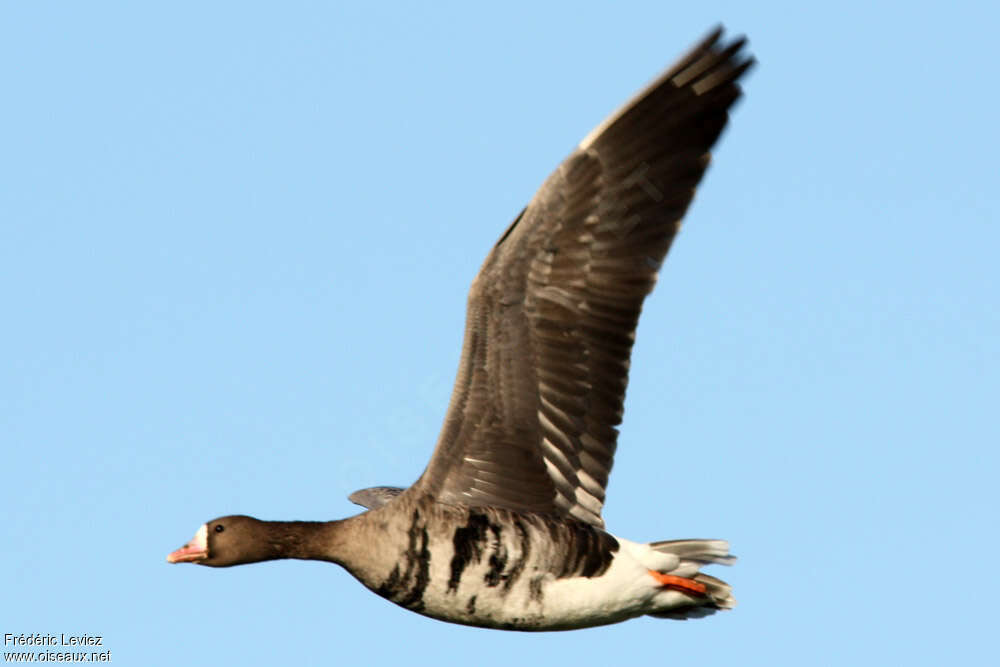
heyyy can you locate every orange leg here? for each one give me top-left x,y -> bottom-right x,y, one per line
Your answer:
648,570 -> 707,596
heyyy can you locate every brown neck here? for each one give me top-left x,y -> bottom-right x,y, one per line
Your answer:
253,519 -> 349,564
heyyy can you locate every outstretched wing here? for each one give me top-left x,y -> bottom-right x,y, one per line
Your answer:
411,28 -> 753,527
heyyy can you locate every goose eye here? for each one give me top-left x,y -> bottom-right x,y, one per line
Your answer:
214,525 -> 225,533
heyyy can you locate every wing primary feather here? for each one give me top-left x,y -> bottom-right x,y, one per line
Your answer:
411,29 -> 753,527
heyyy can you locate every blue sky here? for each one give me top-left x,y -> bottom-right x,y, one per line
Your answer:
3,1 -> 998,665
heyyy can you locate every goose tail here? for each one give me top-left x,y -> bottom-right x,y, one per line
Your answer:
646,538 -> 736,619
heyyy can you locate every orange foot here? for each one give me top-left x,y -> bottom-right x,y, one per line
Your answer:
648,570 -> 707,596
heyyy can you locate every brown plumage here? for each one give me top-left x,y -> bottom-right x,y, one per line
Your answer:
169,27 -> 753,631
413,27 -> 752,527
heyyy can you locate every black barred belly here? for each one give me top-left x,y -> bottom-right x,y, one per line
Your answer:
373,506 -> 619,630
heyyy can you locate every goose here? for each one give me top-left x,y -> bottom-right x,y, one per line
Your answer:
168,27 -> 753,631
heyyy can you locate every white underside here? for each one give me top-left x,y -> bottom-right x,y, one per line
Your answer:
536,536 -> 697,628
416,533 -> 720,631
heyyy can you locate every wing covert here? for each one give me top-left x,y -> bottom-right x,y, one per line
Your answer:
411,28 -> 753,527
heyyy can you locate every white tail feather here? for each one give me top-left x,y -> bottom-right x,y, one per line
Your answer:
647,538 -> 736,616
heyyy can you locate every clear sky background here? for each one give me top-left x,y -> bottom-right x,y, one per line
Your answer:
3,1 -> 998,665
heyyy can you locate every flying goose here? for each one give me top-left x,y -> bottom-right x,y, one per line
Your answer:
168,27 -> 753,631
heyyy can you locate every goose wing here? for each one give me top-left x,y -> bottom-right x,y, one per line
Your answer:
413,29 -> 752,527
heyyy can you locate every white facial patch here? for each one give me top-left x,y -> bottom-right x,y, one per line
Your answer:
192,523 -> 208,551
